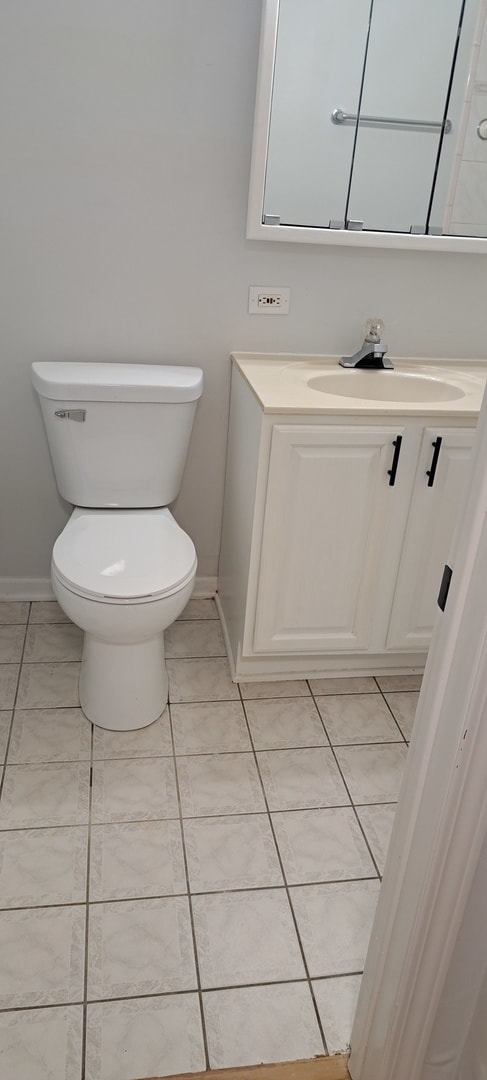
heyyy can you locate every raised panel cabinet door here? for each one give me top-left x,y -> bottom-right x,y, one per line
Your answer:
253,424 -> 405,653
386,426 -> 475,651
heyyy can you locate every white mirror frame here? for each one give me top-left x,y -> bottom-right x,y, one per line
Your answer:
247,0 -> 487,254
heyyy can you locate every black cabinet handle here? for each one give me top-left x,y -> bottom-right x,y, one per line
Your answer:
426,437 -> 442,487
388,435 -> 402,486
438,564 -> 452,612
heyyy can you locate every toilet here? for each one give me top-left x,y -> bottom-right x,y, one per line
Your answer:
31,361 -> 203,731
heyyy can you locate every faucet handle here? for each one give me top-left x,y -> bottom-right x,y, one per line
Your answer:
365,318 -> 384,344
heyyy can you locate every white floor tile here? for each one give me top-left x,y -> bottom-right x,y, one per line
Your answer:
0,1005 -> 83,1080
257,747 -> 350,810
0,826 -> 88,907
0,713 -> 11,762
315,694 -> 403,745
177,752 -> 265,816
0,601 -> 29,624
0,762 -> 90,829
0,905 -> 85,1007
184,814 -> 282,892
171,700 -> 251,755
167,657 -> 239,702
85,994 -> 205,1080
272,807 -> 376,884
375,674 -> 422,692
356,803 -> 397,875
177,597 -> 219,621
91,758 -> 178,823
384,691 -> 419,741
0,607 -> 412,1076
92,708 -> 172,759
165,619 -> 226,658
313,975 -> 362,1053
0,625 -> 26,663
87,897 -> 197,1000
290,880 -> 380,977
245,697 -> 328,750
334,744 -> 408,804
23,624 -> 83,663
0,666 -> 19,710
192,888 -> 305,988
8,708 -> 91,763
203,982 -> 324,1068
89,820 -> 187,901
29,601 -> 70,624
16,663 -> 80,709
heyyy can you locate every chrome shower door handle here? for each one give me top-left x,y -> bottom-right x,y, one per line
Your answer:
331,108 -> 451,133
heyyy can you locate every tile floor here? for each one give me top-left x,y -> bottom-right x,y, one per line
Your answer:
0,598 -> 420,1080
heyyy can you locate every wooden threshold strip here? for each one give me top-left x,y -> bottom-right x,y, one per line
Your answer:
146,1053 -> 350,1080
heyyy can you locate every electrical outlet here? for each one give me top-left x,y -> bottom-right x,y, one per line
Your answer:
248,286 -> 290,314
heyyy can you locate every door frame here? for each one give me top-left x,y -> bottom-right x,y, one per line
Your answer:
349,384 -> 487,1079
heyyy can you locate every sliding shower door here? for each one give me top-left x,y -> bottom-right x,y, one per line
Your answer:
346,0 -> 464,233
263,0 -> 371,228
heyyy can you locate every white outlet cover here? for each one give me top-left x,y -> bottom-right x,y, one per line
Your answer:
248,286 -> 290,314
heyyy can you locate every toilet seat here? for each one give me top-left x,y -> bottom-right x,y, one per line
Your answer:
52,508 -> 197,604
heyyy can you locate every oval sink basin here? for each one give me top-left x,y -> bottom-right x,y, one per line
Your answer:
307,370 -> 466,403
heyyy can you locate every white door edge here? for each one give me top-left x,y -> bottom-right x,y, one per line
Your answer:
349,384 -> 487,1080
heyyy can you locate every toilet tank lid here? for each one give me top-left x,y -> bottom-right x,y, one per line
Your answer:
31,362 -> 203,403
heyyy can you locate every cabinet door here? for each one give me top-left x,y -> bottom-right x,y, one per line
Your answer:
387,427 -> 474,651
253,424 -> 405,653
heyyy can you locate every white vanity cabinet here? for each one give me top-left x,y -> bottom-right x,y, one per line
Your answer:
218,362 -> 478,681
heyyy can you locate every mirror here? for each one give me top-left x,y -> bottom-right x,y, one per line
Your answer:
247,0 -> 487,251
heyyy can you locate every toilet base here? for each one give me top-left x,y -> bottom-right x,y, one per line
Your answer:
80,633 -> 168,730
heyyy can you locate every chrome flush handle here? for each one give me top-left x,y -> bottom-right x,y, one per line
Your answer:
54,409 -> 86,422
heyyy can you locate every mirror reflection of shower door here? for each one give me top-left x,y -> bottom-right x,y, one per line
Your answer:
346,0 -> 465,233
263,0 -> 370,228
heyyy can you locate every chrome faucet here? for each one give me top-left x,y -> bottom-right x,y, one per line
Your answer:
339,319 -> 393,369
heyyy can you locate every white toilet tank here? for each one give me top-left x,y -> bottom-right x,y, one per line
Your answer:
32,362 -> 203,508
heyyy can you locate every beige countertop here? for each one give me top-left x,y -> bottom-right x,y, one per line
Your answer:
231,352 -> 487,417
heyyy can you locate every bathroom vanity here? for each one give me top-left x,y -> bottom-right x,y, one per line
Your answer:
218,354 -> 487,680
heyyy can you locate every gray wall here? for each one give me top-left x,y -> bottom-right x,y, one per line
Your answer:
1,0 -> 487,588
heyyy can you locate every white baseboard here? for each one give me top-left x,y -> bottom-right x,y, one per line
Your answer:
0,575 -> 217,602
0,578 -> 55,601
192,576 -> 217,598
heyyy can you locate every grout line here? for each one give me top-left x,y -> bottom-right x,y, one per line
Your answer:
306,682 -> 385,881
238,685 -> 330,1058
375,683 -> 414,745
0,874 -> 381,914
0,972 -> 366,1015
168,701 -> 211,1072
0,607 -> 31,804
2,741 -> 406,766
0,1001 -> 84,1016
0,797 -> 399,834
80,717 -> 95,1080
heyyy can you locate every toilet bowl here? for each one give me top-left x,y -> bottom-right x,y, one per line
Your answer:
51,508 -> 197,730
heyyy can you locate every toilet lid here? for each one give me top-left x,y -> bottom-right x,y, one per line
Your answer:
52,509 -> 197,602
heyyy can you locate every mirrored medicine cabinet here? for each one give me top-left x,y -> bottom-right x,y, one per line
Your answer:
247,0 -> 487,251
